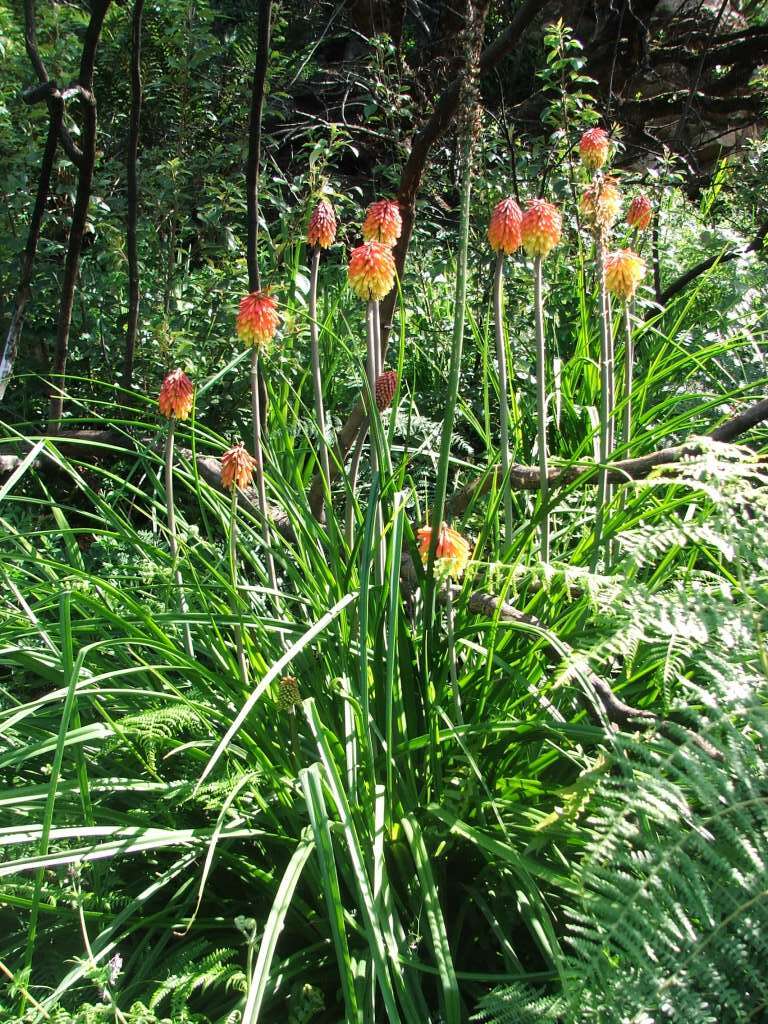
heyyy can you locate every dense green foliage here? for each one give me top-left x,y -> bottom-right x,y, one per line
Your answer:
2,2 -> 768,1022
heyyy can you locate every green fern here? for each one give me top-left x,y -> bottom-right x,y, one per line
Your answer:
478,449 -> 768,1024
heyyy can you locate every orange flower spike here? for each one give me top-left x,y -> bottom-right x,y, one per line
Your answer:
362,199 -> 402,246
236,291 -> 279,349
520,199 -> 562,259
159,369 -> 194,420
578,127 -> 611,171
416,523 -> 471,579
488,197 -> 523,254
604,249 -> 646,301
348,241 -> 396,301
220,441 -> 258,491
580,176 -> 622,231
627,194 -> 653,232
307,199 -> 337,249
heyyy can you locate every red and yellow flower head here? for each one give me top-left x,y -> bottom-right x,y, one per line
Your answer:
348,241 -> 396,301
626,194 -> 653,232
362,199 -> 402,246
580,176 -> 622,231
236,291 -> 279,349
578,127 -> 611,171
307,199 -> 337,249
158,368 -> 194,420
520,199 -> 562,259
488,197 -> 523,254
375,370 -> 398,411
220,441 -> 258,491
604,248 -> 646,301
416,522 -> 471,579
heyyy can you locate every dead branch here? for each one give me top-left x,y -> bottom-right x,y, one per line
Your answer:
447,395 -> 768,516
0,92 -> 62,401
659,214 -> 768,304
22,1 -> 83,166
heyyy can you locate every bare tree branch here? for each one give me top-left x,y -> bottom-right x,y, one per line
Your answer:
659,214 -> 768,304
447,395 -> 768,516
23,0 -> 83,166
0,92 -> 62,401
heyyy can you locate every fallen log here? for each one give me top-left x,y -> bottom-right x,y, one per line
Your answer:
447,395 -> 768,516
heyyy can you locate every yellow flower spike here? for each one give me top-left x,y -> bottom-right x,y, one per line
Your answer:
604,248 -> 646,301
347,241 -> 396,301
520,199 -> 562,259
578,127 -> 611,171
580,176 -> 622,231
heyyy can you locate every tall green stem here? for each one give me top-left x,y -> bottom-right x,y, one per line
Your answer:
230,488 -> 249,686
493,252 -> 514,544
165,422 -> 193,657
344,419 -> 368,550
533,255 -> 550,562
593,232 -> 613,569
366,300 -> 385,585
422,112 -> 474,801
425,127 -> 473,585
623,301 -> 634,449
251,348 -> 278,593
309,246 -> 331,518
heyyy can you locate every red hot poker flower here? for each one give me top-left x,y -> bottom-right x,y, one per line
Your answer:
416,523 -> 471,579
488,197 -> 523,254
307,200 -> 337,249
375,370 -> 398,411
580,176 -> 622,231
236,291 -> 279,349
348,241 -> 396,301
159,369 -> 194,420
520,199 -> 562,259
579,127 -> 611,171
220,442 -> 258,491
604,249 -> 646,301
627,195 -> 653,232
362,199 -> 402,246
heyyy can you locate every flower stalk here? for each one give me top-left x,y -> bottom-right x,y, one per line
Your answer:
623,301 -> 634,450
158,369 -> 195,657
229,486 -> 249,686
309,245 -> 331,517
366,299 -> 385,584
221,441 -> 259,684
493,251 -> 514,543
533,254 -> 550,561
250,349 -> 278,593
164,423 -> 194,658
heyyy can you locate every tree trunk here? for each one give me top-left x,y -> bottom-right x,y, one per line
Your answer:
48,0 -> 112,429
122,0 -> 145,396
